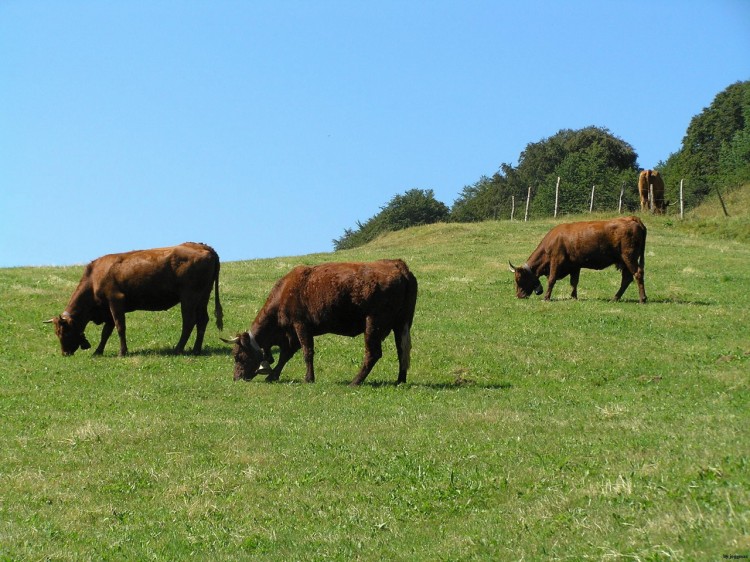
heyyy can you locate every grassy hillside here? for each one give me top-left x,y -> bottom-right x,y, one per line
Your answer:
1,211 -> 748,560
676,182 -> 750,242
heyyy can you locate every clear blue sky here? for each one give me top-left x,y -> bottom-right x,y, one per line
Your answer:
1,1 -> 748,267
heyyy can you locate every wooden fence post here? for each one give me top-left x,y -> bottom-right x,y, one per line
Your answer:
524,186 -> 532,222
679,179 -> 684,219
618,181 -> 625,213
649,184 -> 654,213
716,186 -> 729,217
510,196 -> 515,221
589,185 -> 595,213
554,176 -> 561,218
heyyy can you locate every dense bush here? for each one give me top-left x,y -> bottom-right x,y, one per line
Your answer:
451,127 -> 640,221
333,189 -> 449,251
660,80 -> 750,205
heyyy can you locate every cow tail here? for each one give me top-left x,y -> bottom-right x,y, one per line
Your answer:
406,272 -> 418,329
639,221 -> 647,272
400,270 -> 418,371
213,250 -> 224,331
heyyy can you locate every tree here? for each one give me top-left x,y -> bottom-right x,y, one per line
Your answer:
451,126 -> 640,219
718,107 -> 750,186
451,175 -> 506,222
519,127 -> 640,215
660,80 -> 750,204
334,189 -> 449,250
450,164 -> 527,222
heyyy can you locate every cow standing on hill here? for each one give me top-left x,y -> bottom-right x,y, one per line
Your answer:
224,259 -> 418,386
638,170 -> 667,214
509,216 -> 647,303
45,242 -> 223,356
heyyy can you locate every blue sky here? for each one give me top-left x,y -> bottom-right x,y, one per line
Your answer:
1,1 -> 748,267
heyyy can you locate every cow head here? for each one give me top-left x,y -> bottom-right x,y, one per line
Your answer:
222,332 -> 273,381
509,262 -> 543,299
653,200 -> 670,215
44,312 -> 92,355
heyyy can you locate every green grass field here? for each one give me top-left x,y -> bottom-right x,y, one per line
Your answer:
1,194 -> 748,560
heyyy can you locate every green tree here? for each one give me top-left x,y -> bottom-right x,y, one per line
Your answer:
334,189 -> 449,250
520,127 -> 639,216
451,164 -> 528,222
660,80 -> 750,205
451,175 -> 507,222
451,126 -> 640,220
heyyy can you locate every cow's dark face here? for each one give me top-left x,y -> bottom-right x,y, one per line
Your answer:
230,332 -> 266,381
509,263 -> 544,299
50,315 -> 91,355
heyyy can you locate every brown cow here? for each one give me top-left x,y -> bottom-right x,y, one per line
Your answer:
638,170 -> 667,214
509,216 -> 647,303
45,242 -> 223,356
224,259 -> 418,386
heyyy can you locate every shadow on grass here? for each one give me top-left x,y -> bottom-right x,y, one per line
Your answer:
644,297 -> 715,306
96,345 -> 232,358
232,376 -> 512,390
333,379 -> 514,391
584,296 -> 715,306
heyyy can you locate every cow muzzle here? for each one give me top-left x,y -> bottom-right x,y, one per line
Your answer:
234,370 -> 258,382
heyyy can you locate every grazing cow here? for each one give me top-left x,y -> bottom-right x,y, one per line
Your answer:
45,242 -> 223,356
224,259 -> 418,386
638,170 -> 667,214
509,216 -> 647,303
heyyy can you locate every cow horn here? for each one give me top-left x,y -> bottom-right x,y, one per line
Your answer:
220,336 -> 240,345
43,317 -> 56,324
508,261 -> 517,273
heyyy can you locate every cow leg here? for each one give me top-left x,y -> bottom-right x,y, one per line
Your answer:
350,318 -> 384,386
626,259 -> 647,304
294,324 -> 316,382
175,301 -> 197,354
266,346 -> 296,382
544,266 -> 558,301
635,267 -> 647,303
569,269 -> 580,299
614,269 -> 633,301
392,323 -> 412,385
616,255 -> 647,303
108,302 -> 128,356
191,305 -> 210,355
94,322 -> 115,355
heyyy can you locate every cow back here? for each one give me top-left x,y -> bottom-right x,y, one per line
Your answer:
257,259 -> 415,338
89,243 -> 219,312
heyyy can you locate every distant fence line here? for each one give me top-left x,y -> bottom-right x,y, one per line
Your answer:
507,177 -> 691,221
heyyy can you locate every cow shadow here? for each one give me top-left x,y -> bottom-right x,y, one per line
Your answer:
644,297 -> 714,306
124,345 -> 232,358
333,379 -> 513,391
587,296 -> 715,306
